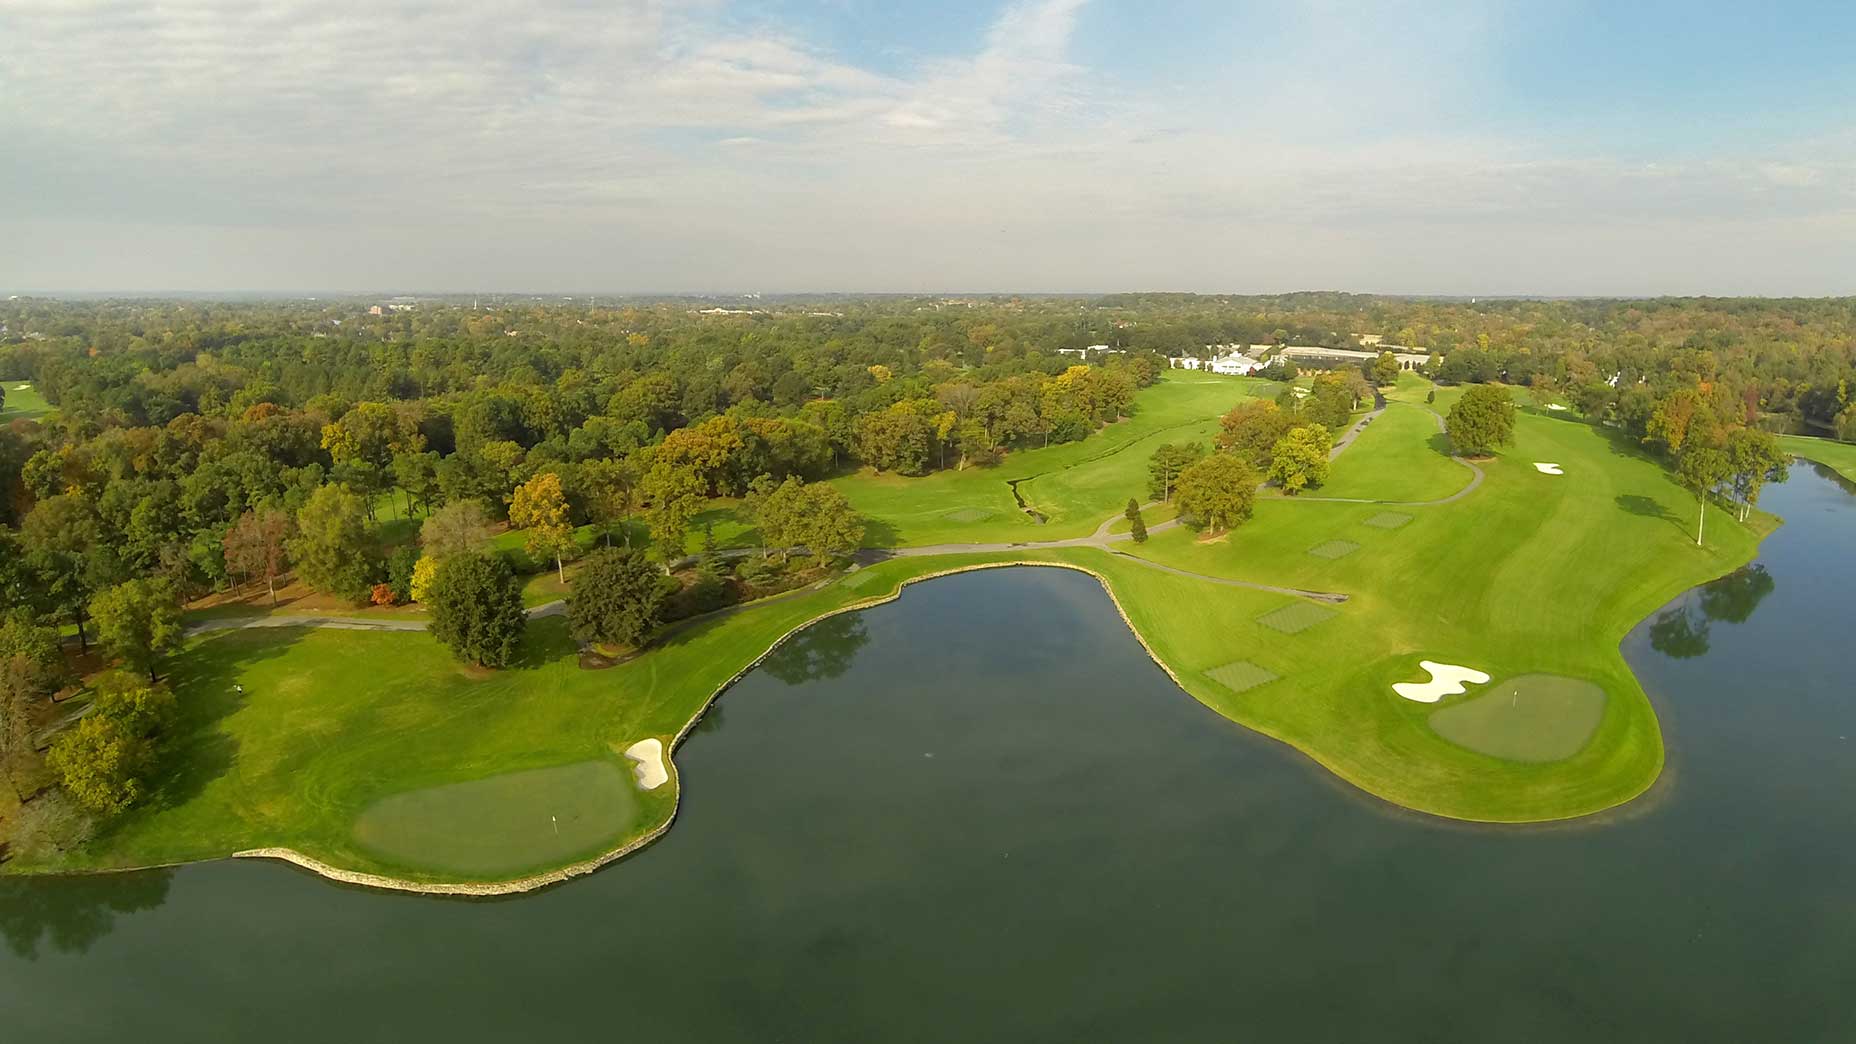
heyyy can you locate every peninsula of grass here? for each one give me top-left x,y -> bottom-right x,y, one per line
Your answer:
1779,434 -> 1856,484
6,402 -> 1775,891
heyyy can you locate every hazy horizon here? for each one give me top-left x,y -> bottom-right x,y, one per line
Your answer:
6,1 -> 1855,297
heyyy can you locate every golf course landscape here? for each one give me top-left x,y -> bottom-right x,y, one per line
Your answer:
5,373 -> 1777,893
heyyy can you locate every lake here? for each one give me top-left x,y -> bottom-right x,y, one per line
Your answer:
3,470 -> 1853,1042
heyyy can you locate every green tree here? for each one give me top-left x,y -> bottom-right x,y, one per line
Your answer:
510,471 -> 575,580
289,485 -> 374,601
426,552 -> 526,668
89,579 -> 183,683
750,477 -> 865,563
1125,498 -> 1148,543
568,547 -> 667,648
1175,454 -> 1259,533
1677,444 -> 1731,547
642,461 -> 705,562
44,671 -> 177,815
1372,351 -> 1401,386
1446,385 -> 1517,456
1147,442 -> 1206,502
1722,427 -> 1788,522
1268,425 -> 1332,495
47,714 -> 153,815
0,608 -> 67,699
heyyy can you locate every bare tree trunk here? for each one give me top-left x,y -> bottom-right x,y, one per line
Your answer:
268,575 -> 278,607
557,555 -> 565,583
1695,496 -> 1706,547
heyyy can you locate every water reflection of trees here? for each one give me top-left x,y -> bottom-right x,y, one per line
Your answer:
0,869 -> 172,959
761,615 -> 870,686
1648,565 -> 1777,660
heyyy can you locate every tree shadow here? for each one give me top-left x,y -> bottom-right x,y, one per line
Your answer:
1425,431 -> 1456,460
0,867 -> 173,959
859,515 -> 899,549
1615,493 -> 1687,536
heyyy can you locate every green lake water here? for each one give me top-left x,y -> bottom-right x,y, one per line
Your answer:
2,469 -> 1853,1041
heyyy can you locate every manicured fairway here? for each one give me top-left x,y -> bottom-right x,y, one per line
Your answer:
1316,403 -> 1473,502
832,373 -> 1268,546
352,760 -> 638,877
0,381 -> 52,421
1779,434 -> 1856,484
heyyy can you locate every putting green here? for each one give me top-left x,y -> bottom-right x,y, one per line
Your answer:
1429,675 -> 1608,763
351,760 -> 639,877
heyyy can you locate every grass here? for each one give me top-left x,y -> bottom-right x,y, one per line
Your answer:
1316,403 -> 1473,502
8,393 -> 1780,884
832,373 -> 1267,546
1114,408 -> 1769,821
350,760 -> 638,877
1429,674 -> 1608,763
0,381 -> 53,421
1203,660 -> 1278,694
1107,501 -> 1180,534
1779,434 -> 1856,484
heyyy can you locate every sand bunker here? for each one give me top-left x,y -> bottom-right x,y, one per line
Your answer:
1547,403 -> 1568,411
1533,462 -> 1564,475
1393,661 -> 1490,703
12,384 -> 26,391
624,738 -> 668,790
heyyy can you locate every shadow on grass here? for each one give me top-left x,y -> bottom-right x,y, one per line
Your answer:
1615,494 -> 1687,537
860,515 -> 900,549
1426,431 -> 1456,460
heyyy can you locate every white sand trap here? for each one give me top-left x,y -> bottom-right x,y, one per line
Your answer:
1393,661 -> 1491,704
1547,403 -> 1568,411
12,384 -> 27,391
623,738 -> 668,790
1533,462 -> 1564,475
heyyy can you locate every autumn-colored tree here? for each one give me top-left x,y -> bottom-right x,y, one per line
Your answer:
510,471 -> 575,581
1175,454 -> 1260,533
1268,425 -> 1332,495
223,506 -> 292,606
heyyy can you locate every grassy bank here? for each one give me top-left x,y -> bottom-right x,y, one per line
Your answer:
1779,434 -> 1856,484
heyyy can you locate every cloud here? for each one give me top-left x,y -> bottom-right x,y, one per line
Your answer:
2,0 -> 1854,294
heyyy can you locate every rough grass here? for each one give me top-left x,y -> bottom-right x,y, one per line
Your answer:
1318,403 -> 1473,502
1429,674 -> 1608,763
832,373 -> 1267,546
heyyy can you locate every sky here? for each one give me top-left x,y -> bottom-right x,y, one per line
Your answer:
3,0 -> 1854,296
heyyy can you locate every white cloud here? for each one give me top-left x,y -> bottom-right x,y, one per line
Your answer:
1,0 -> 1853,293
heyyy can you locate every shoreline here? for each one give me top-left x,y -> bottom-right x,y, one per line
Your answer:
14,508 -> 1774,895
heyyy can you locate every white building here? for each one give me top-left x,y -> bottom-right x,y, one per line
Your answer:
1173,346 -> 1263,375
1277,345 -> 1433,372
